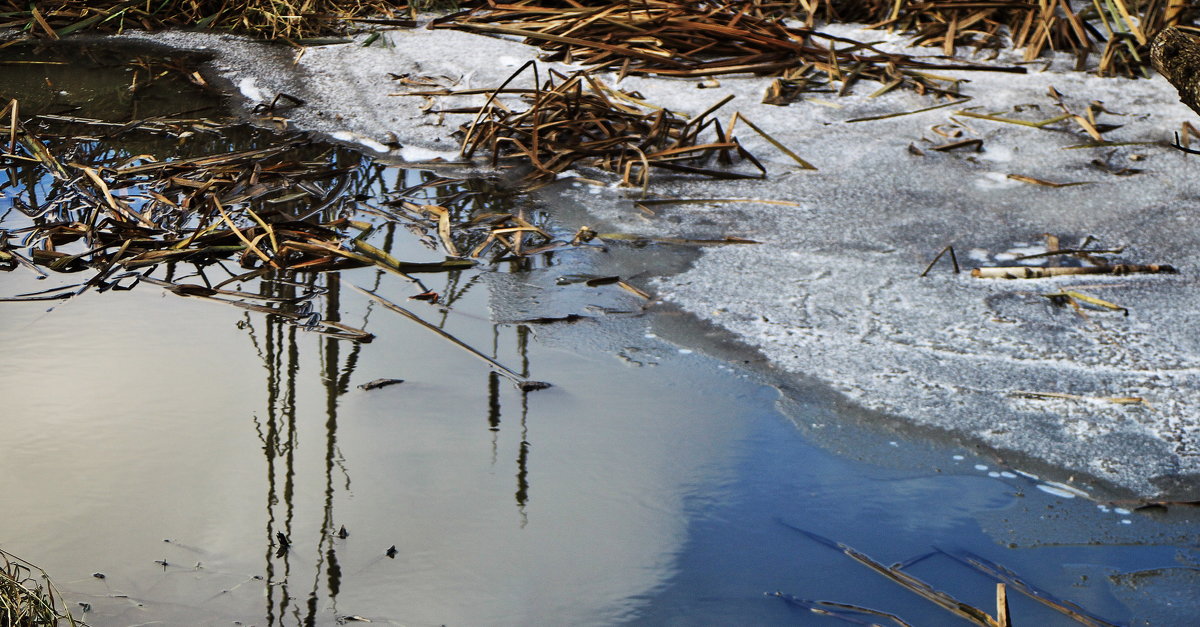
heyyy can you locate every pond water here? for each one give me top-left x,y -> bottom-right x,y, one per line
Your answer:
1,40 -> 1198,627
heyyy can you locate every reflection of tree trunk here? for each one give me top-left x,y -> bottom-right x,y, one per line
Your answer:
248,271 -> 364,626
307,271 -> 351,624
515,325 -> 531,527
252,290 -> 300,626
1153,26 -> 1200,118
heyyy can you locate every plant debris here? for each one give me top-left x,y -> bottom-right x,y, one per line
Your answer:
422,62 -> 774,185
358,378 -> 405,391
1012,390 -> 1149,406
1006,173 -> 1091,188
781,524 -> 1121,627
971,264 -> 1176,279
0,0 -> 421,41
1043,289 -> 1129,317
433,0 -> 1029,104
0,548 -> 78,627
0,90 -> 596,342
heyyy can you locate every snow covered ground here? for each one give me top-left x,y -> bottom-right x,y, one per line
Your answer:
115,23 -> 1200,499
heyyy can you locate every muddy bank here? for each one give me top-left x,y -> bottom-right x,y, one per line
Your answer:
97,23 -> 1200,500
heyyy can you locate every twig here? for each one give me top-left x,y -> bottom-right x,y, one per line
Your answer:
921,245 -> 960,276
349,284 -> 550,391
971,264 -> 1176,279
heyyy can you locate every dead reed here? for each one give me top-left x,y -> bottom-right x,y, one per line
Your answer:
432,1 -> 1197,82
417,62 -> 780,186
433,0 -> 1030,102
0,92 -> 578,342
0,0 -> 418,40
2,1 -> 1193,80
780,524 -> 1122,627
0,549 -> 76,627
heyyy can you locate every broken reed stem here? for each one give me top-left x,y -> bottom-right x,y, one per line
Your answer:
996,583 -> 1011,627
971,264 -> 1177,279
921,245 -> 960,276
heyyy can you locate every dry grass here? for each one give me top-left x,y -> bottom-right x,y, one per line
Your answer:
0,549 -> 76,627
436,1 -> 1196,79
777,0 -> 1197,78
433,0 -> 1022,95
0,0 -> 417,40
422,63 -> 773,187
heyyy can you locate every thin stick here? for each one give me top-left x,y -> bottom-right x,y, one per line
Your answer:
846,98 -> 971,123
971,264 -> 1176,279
731,112 -> 816,169
996,584 -> 1011,627
1013,247 -> 1124,261
350,284 -> 549,391
921,245 -> 960,276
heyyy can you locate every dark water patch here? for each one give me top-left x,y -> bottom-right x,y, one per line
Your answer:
0,38 -> 218,120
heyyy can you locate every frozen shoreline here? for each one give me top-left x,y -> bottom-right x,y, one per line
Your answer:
109,23 -> 1200,499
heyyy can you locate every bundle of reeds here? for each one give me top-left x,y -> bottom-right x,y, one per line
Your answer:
439,1 -> 1195,79
0,95 -> 571,315
875,0 -> 1196,77
0,0 -> 414,40
0,549 -> 76,627
434,0 -> 1023,97
792,0 -> 1196,77
441,64 -> 768,186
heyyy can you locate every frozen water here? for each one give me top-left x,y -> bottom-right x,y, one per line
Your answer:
116,21 -> 1200,499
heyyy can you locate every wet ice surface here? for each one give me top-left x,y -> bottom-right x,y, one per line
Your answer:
106,23 -> 1200,499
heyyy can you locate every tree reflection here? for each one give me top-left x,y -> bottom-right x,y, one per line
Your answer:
238,168 -> 548,624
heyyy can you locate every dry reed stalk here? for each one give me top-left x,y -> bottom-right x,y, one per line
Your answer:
0,0 -> 415,40
434,0 -> 1029,103
439,0 -> 1195,79
971,264 -> 1176,278
439,63 -> 774,185
0,548 -> 78,627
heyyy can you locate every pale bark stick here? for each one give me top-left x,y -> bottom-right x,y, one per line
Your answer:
971,264 -> 1177,279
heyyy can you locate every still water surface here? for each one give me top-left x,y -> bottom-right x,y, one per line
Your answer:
0,40 -> 1197,627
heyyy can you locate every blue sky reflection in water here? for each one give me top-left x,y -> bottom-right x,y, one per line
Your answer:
0,42 -> 1198,627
